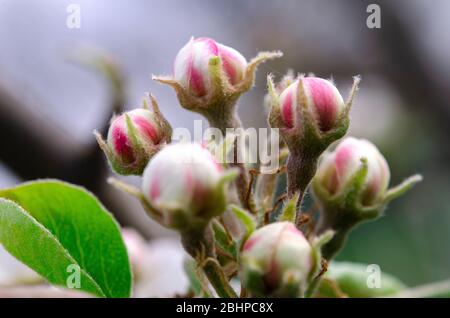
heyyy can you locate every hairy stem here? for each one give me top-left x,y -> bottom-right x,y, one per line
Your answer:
286,153 -> 318,198
320,229 -> 350,260
315,212 -> 356,260
202,259 -> 238,298
286,153 -> 318,226
181,225 -> 237,298
204,106 -> 256,212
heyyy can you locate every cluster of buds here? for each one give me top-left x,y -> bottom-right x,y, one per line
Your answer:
240,222 -> 325,297
154,37 -> 282,133
95,36 -> 422,298
95,95 -> 172,175
312,137 -> 422,259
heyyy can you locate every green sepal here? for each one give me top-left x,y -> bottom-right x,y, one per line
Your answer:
230,204 -> 257,241
277,192 -> 300,223
212,219 -> 238,259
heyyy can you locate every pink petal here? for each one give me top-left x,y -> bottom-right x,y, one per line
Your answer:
281,89 -> 294,128
112,118 -> 135,163
304,78 -> 338,131
132,115 -> 159,143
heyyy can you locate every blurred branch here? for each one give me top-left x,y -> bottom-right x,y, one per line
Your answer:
0,48 -> 125,213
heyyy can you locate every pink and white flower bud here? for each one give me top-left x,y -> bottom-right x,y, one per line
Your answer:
142,143 -> 228,229
174,37 -> 247,97
240,222 -> 314,297
105,109 -> 168,175
316,137 -> 390,205
279,77 -> 345,132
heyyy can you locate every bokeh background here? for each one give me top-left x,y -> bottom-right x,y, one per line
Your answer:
0,0 -> 449,291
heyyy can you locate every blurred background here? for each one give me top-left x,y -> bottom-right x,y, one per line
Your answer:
0,0 -> 449,292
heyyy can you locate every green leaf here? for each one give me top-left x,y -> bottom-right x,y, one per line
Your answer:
316,261 -> 406,298
230,205 -> 256,238
0,180 -> 132,298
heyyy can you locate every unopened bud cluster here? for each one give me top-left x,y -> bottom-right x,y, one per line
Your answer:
94,36 -> 421,299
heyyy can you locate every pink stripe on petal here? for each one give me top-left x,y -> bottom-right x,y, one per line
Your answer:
284,222 -> 304,237
195,37 -> 219,55
185,43 -> 206,96
219,44 -> 246,85
281,90 -> 294,128
334,143 -> 356,182
219,48 -> 239,84
221,56 -> 237,84
133,115 -> 159,143
149,176 -> 160,201
243,235 -> 261,251
112,120 -> 135,163
304,78 -> 337,131
189,66 -> 206,96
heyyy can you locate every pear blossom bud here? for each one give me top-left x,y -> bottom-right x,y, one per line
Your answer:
240,222 -> 315,297
101,108 -> 170,175
174,37 -> 247,97
313,137 -> 421,260
267,76 -> 358,202
279,77 -> 345,132
142,143 -> 232,230
315,137 -> 390,206
95,95 -> 172,176
155,37 -> 281,136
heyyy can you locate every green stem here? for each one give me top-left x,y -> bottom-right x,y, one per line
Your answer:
286,153 -> 318,199
205,107 -> 256,213
304,275 -> 322,298
202,259 -> 238,298
320,228 -> 351,260
285,152 -> 318,227
181,225 -> 237,298
315,206 -> 359,261
205,107 -> 241,136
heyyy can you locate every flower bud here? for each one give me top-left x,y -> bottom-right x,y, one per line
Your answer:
315,137 -> 390,206
279,77 -> 345,132
267,75 -> 360,201
154,37 -> 282,133
240,222 -> 315,297
312,137 -> 422,260
142,143 -> 234,230
95,95 -> 172,176
174,37 -> 247,97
